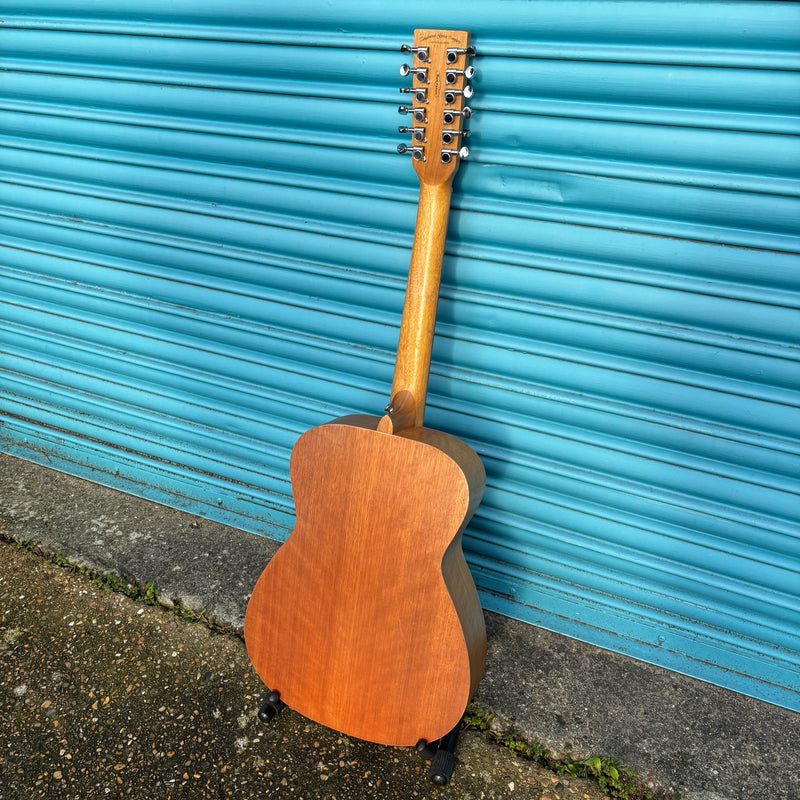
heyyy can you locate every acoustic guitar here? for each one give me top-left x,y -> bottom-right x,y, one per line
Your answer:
244,29 -> 485,748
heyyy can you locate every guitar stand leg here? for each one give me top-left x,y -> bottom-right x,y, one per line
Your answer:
416,721 -> 461,785
257,690 -> 286,723
429,721 -> 461,785
415,738 -> 440,761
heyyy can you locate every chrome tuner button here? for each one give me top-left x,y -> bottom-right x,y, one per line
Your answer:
442,129 -> 469,145
399,105 -> 427,123
445,46 -> 476,64
400,86 -> 428,103
440,146 -> 469,164
445,66 -> 476,84
442,106 -> 471,125
400,64 -> 428,82
397,144 -> 425,161
400,44 -> 430,62
444,85 -> 474,104
399,125 -> 426,142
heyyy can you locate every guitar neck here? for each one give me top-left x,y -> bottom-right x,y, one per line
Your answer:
380,29 -> 473,435
384,181 -> 453,432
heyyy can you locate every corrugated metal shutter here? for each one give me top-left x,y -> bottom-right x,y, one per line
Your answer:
1,2 -> 798,709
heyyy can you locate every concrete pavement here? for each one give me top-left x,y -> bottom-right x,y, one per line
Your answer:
1,454 -> 798,799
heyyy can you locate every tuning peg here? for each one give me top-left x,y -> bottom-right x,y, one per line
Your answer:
442,106 -> 471,125
440,146 -> 469,164
445,66 -> 475,84
444,86 -> 474,105
400,86 -> 428,103
441,129 -> 469,145
400,63 -> 428,82
397,143 -> 425,161
399,125 -> 426,142
445,46 -> 476,64
400,43 -> 429,63
399,105 -> 426,123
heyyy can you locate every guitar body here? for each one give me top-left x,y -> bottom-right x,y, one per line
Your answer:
244,414 -> 486,746
245,30 -> 484,753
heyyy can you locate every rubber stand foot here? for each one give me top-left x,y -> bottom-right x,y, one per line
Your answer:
429,748 -> 456,785
415,739 -> 440,760
257,690 -> 286,723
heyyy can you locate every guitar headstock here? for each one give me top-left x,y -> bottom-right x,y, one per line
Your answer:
398,29 -> 474,186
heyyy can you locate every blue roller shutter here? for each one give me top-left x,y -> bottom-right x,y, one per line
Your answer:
1,1 -> 798,710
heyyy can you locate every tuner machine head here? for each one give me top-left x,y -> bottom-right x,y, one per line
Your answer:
398,30 -> 475,179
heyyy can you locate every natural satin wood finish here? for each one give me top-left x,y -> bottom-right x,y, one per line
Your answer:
382,180 -> 453,432
245,415 -> 485,745
245,30 -> 483,747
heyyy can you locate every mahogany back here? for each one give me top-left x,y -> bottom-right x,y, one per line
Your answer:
244,415 -> 485,745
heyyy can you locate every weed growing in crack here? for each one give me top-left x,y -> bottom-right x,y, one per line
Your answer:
462,704 -> 681,800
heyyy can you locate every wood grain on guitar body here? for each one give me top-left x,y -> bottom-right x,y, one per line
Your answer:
244,29 -> 484,749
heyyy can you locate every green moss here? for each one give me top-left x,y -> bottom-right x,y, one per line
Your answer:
1,534 -> 235,636
463,703 -> 681,800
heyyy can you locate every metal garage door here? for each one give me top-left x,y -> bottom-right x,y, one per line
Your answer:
1,1 -> 798,710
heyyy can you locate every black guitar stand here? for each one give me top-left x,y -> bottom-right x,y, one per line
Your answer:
257,690 -> 286,723
256,691 -> 461,786
416,720 -> 461,785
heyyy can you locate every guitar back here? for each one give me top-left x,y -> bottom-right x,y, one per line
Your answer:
244,415 -> 485,745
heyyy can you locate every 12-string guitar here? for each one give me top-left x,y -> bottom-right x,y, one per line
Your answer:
245,30 -> 484,757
